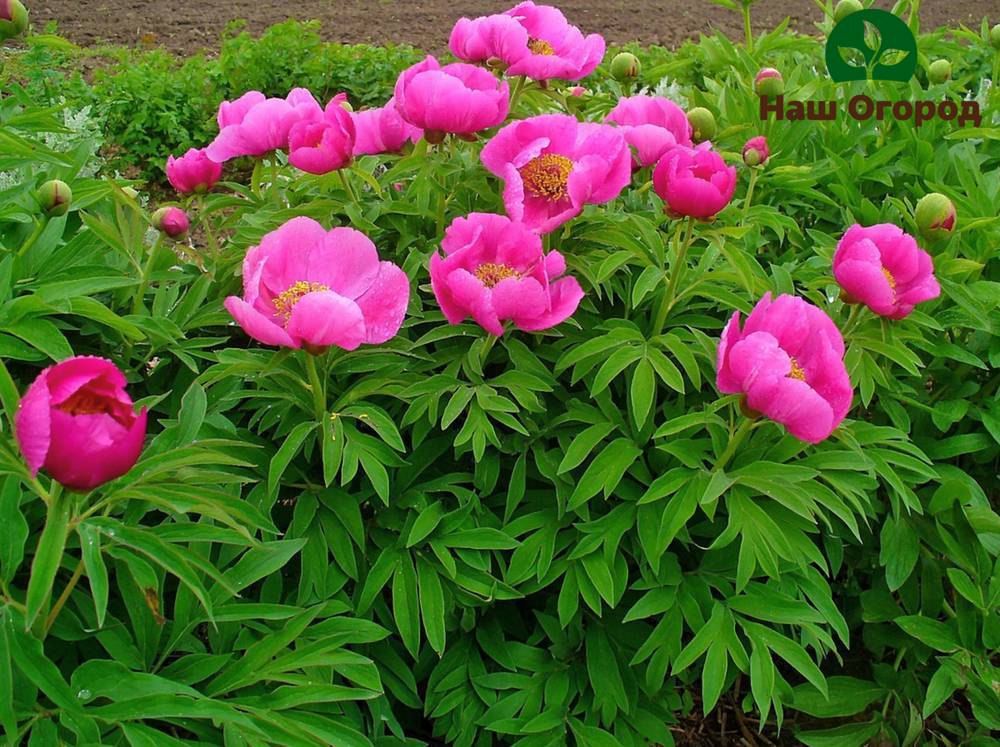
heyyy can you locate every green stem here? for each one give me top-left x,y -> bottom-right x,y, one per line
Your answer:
198,195 -> 219,258
17,219 -> 47,258
742,168 -> 759,219
742,3 -> 753,52
270,155 -> 280,191
339,169 -> 360,207
251,158 -> 264,198
508,76 -> 527,114
715,417 -> 756,472
42,557 -> 84,639
652,217 -> 695,336
303,352 -> 327,423
841,303 -> 866,339
131,234 -> 164,316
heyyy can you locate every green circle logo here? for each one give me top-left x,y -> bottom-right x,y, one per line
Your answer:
825,9 -> 917,82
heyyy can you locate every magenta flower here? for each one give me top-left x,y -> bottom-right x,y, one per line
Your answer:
352,98 -> 423,156
288,94 -> 356,174
605,95 -> 693,169
505,2 -> 605,81
833,224 -> 940,320
449,4 -> 604,81
16,357 -> 148,491
717,293 -> 853,444
430,213 -> 584,335
742,135 -> 770,167
480,114 -> 631,234
653,142 -> 737,220
152,206 -> 190,239
166,148 -> 223,194
207,88 -> 324,163
394,56 -> 509,141
224,217 -> 409,353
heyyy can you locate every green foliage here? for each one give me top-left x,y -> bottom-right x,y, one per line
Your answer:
0,9 -> 999,747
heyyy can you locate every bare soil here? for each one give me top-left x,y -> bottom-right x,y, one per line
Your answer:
30,0 -> 995,56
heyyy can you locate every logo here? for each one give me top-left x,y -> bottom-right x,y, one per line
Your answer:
825,9 -> 917,82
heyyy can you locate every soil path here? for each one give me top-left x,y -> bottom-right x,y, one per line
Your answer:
29,1 -> 994,55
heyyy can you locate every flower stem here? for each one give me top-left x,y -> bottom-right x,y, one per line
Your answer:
17,219 -> 47,258
42,557 -> 84,639
508,76 -> 527,113
269,155 -> 280,191
742,168 -> 759,219
303,352 -> 327,422
339,169 -> 360,207
715,416 -> 756,472
841,303 -> 866,339
742,3 -> 753,52
652,217 -> 695,336
131,234 -> 164,316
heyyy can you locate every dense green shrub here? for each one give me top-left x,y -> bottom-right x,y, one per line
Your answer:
0,7 -> 999,747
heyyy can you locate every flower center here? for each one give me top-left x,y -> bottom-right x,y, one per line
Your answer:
528,37 -> 555,56
788,357 -> 806,381
881,266 -> 896,292
519,153 -> 573,202
58,390 -> 114,417
273,281 -> 329,321
474,262 -> 520,288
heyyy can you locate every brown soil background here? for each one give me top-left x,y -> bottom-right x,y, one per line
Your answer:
30,1 -> 997,55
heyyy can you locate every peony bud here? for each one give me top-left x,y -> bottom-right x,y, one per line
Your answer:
570,86 -> 585,97
927,59 -> 951,84
152,206 -> 190,239
833,0 -> 863,24
991,24 -> 1000,50
0,0 -> 28,41
914,193 -> 956,241
36,180 -> 72,217
754,68 -> 784,97
610,52 -> 641,81
742,136 -> 770,167
686,107 -> 717,143
15,356 -> 148,492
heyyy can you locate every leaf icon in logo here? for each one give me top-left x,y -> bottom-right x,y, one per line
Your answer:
838,46 -> 868,69
863,20 -> 882,57
878,48 -> 911,66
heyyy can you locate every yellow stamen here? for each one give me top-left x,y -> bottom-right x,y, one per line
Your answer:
58,390 -> 113,416
882,266 -> 896,292
788,357 -> 806,381
273,280 -> 329,321
528,37 -> 555,56
475,262 -> 521,288
519,153 -> 574,202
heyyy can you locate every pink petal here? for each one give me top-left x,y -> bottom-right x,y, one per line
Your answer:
285,290 -> 367,351
15,371 -> 52,476
225,296 -> 298,348
354,261 -> 410,344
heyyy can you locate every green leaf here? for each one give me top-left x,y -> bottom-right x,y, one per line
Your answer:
895,615 -> 962,652
25,489 -> 72,629
392,553 -> 421,658
417,556 -> 446,656
78,523 -> 109,628
267,421 -> 317,497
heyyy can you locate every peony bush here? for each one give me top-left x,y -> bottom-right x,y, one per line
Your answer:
1,2 -> 999,746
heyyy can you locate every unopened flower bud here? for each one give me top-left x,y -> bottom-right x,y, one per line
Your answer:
914,193 -> 956,241
36,180 -> 72,217
122,187 -> 139,199
152,206 -> 189,239
0,0 -> 28,41
486,56 -> 508,72
570,86 -> 585,97
991,24 -> 1000,50
686,107 -> 717,143
754,68 -> 784,97
833,0 -> 863,24
742,136 -> 770,167
610,52 -> 641,81
927,59 -> 951,84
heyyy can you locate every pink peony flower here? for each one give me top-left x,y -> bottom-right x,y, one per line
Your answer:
166,148 -> 223,193
742,135 -> 770,167
224,217 -> 409,353
605,95 -> 693,169
430,213 -> 584,335
653,142 -> 737,219
206,88 -> 324,163
394,56 -> 510,140
15,356 -> 148,491
152,206 -> 189,239
288,94 -> 356,174
833,224 -> 941,320
480,114 -> 631,234
449,4 -> 604,81
352,98 -> 423,156
716,293 -> 852,444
